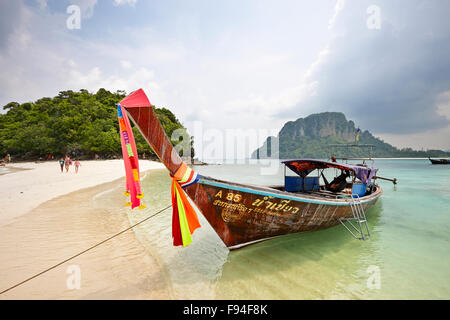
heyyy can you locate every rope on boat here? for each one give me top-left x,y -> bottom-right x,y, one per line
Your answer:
0,204 -> 172,296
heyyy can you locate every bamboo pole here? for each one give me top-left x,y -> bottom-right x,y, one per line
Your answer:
374,176 -> 397,184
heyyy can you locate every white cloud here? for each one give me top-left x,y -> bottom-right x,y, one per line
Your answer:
36,0 -> 47,9
378,126 -> 450,151
66,65 -> 157,95
68,59 -> 77,67
305,46 -> 329,79
328,0 -> 345,29
120,60 -> 132,69
2,0 -> 449,154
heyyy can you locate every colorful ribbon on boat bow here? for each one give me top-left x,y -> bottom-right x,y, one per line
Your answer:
117,104 -> 145,210
171,162 -> 200,247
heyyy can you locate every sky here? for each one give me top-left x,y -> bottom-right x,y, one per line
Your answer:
1,0 -> 449,158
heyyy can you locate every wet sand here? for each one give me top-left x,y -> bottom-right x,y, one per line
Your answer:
0,173 -> 172,299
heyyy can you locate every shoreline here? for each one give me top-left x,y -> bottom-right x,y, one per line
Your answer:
202,157 -> 444,163
0,159 -> 165,227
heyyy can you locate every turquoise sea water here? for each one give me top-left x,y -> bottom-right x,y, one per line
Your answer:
129,159 -> 449,299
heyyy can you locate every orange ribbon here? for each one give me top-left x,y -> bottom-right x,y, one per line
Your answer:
171,163 -> 201,247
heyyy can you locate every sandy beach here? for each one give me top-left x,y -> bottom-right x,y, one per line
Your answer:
0,160 -> 165,227
0,159 -> 172,299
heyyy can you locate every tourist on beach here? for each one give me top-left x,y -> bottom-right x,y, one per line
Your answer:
59,158 -> 65,173
74,160 -> 81,173
65,155 -> 70,173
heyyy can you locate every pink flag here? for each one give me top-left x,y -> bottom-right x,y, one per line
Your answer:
117,104 -> 142,209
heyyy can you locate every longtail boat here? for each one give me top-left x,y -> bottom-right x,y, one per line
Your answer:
119,89 -> 386,249
428,157 -> 450,165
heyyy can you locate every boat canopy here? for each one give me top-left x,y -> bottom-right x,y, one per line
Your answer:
282,159 -> 377,184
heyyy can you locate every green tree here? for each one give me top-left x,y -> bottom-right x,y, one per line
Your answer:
0,89 -> 193,160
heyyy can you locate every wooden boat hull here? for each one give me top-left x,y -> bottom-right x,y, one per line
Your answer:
185,176 -> 382,248
429,158 -> 450,165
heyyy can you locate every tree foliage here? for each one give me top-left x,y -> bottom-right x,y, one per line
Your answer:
0,89 -> 191,160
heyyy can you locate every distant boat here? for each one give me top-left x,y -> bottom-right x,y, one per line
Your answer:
429,157 -> 450,165
120,89 -> 393,249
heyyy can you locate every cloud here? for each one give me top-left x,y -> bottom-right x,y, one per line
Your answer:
1,0 -> 449,153
280,0 -> 450,136
120,60 -> 132,69
66,64 -> 159,97
436,91 -> 450,120
0,1 -> 24,49
36,0 -> 47,9
328,0 -> 345,29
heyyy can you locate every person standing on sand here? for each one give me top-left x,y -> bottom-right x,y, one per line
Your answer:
59,157 -> 65,173
65,155 -> 70,173
74,160 -> 81,173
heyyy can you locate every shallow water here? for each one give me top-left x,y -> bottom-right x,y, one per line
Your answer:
131,159 -> 449,299
1,159 -> 448,299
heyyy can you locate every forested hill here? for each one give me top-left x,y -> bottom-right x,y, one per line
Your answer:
252,112 -> 450,159
0,89 -> 192,160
